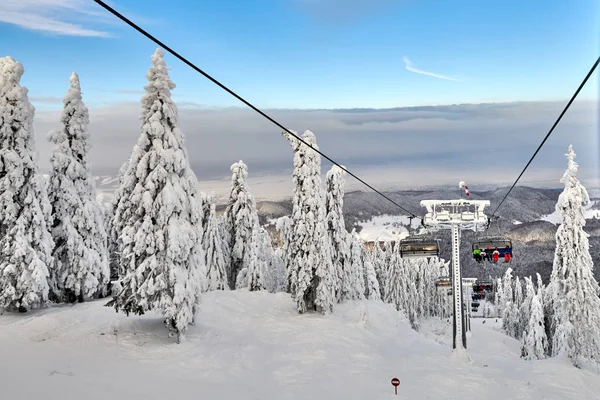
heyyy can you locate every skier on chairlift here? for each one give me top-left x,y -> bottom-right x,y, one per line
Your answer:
486,245 -> 492,261
504,245 -> 512,262
473,247 -> 482,262
480,248 -> 487,263
493,247 -> 500,263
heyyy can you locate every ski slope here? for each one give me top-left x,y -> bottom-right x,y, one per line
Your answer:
1,290 -> 598,399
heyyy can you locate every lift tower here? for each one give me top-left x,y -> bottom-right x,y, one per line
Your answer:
420,198 -> 489,351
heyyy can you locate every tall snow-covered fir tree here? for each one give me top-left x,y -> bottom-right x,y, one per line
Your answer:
106,48 -> 205,342
275,215 -> 294,293
364,250 -> 381,301
109,157 -> 131,279
521,293 -> 548,360
203,199 -> 229,291
0,56 -> 54,313
325,165 -> 350,302
224,161 -> 259,289
346,230 -> 366,300
46,72 -> 109,303
545,145 -> 600,366
282,129 -> 335,314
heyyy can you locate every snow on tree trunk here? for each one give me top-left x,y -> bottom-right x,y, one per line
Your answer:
521,293 -> 548,360
545,145 -> 600,366
46,72 -> 110,303
224,161 -> 260,290
325,165 -> 350,303
282,129 -> 335,314
0,56 -> 54,313
106,49 -> 205,342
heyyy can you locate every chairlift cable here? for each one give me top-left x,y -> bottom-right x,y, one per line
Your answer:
92,0 -> 421,220
488,56 -> 600,226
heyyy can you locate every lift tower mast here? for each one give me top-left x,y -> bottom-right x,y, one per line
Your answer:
420,197 -> 489,351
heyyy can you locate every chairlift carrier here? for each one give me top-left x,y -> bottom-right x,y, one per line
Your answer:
399,235 -> 440,258
472,236 -> 512,257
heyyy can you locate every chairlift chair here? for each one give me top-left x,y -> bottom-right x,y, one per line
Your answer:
435,276 -> 452,287
399,235 -> 440,258
472,236 -> 513,261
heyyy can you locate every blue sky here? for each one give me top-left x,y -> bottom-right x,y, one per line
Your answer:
0,0 -> 598,192
0,0 -> 598,109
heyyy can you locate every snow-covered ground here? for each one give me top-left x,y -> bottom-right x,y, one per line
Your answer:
541,200 -> 600,224
357,214 -> 423,242
1,290 -> 598,399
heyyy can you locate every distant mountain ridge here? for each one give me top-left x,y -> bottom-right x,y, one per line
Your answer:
94,175 -> 600,283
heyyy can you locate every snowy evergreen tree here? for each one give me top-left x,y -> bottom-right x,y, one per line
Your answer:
275,216 -> 294,293
283,129 -> 335,314
269,248 -> 287,293
384,252 -> 403,311
545,145 -> 600,366
0,56 -> 54,313
521,293 -> 548,360
346,230 -> 366,300
204,201 -> 228,291
364,251 -> 381,301
237,226 -> 273,292
109,157 -> 131,279
224,161 -> 260,289
46,72 -> 109,303
325,165 -> 350,302
106,48 -> 205,342
519,276 -> 536,339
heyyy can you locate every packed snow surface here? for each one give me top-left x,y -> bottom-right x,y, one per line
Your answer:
1,290 -> 599,399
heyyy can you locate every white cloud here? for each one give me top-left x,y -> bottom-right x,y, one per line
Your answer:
403,56 -> 460,81
0,0 -> 124,36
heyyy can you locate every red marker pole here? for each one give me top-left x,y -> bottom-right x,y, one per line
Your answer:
391,378 -> 400,395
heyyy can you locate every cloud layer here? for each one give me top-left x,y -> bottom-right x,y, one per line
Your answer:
30,99 -> 599,199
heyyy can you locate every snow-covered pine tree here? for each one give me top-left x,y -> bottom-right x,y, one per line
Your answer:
0,56 -> 54,313
224,161 -> 259,289
275,216 -> 294,293
46,72 -> 109,303
536,272 -> 544,295
204,201 -> 228,291
502,268 -> 520,338
325,165 -> 350,303
545,145 -> 600,366
217,213 -> 231,279
519,276 -> 536,339
384,251 -> 403,311
108,157 -> 131,279
521,293 -> 548,360
269,248 -> 287,293
512,276 -> 524,338
346,230 -> 366,300
494,277 -> 503,318
364,253 -> 381,301
106,48 -> 205,342
282,129 -> 335,313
